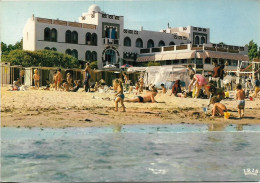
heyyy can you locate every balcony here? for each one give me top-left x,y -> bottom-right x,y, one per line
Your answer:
103,38 -> 119,46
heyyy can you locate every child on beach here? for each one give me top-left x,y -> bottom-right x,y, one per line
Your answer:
33,69 -> 40,89
236,83 -> 246,118
138,77 -> 144,93
170,80 -> 182,96
161,83 -> 167,94
114,79 -> 126,112
66,72 -> 73,88
62,80 -> 70,91
210,96 -> 227,118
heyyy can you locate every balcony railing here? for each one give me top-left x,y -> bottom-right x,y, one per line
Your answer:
103,38 -> 119,45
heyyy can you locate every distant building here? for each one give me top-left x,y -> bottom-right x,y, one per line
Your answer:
23,4 -> 249,73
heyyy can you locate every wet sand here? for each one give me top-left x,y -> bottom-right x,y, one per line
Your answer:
1,86 -> 260,128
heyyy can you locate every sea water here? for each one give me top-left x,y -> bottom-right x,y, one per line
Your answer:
1,124 -> 260,182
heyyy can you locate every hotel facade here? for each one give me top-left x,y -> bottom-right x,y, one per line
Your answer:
23,4 -> 249,74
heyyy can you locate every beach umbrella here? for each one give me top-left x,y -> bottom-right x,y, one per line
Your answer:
104,64 -> 116,68
121,64 -> 133,68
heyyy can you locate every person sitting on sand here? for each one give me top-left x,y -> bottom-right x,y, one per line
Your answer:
236,83 -> 245,118
170,80 -> 182,96
33,69 -> 40,89
161,83 -> 167,94
125,86 -> 158,103
12,78 -> 21,90
210,96 -> 227,118
70,80 -> 80,92
56,69 -> 62,90
114,79 -> 126,112
208,85 -> 225,106
62,80 -> 70,91
190,74 -> 210,98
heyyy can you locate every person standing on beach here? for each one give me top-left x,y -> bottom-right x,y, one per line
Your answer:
253,76 -> 260,98
138,77 -> 144,93
84,63 -> 91,92
236,84 -> 246,118
33,69 -> 40,89
56,69 -> 62,90
187,65 -> 196,92
190,74 -> 210,98
212,60 -> 221,88
114,79 -> 126,112
122,72 -> 129,91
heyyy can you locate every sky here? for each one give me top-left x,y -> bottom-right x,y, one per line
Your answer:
0,0 -> 259,46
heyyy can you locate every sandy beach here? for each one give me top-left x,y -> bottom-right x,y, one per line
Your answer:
1,86 -> 260,128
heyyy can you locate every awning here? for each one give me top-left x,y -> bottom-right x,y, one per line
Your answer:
160,52 -> 196,61
205,51 -> 249,61
136,55 -> 155,62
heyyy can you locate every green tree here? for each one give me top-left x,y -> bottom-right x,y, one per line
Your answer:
90,61 -> 98,69
1,39 -> 23,56
2,49 -> 80,69
247,40 -> 259,60
147,61 -> 160,67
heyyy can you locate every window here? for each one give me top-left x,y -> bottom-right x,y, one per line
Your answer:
71,31 -> 78,44
195,36 -> 199,45
51,47 -> 57,51
158,40 -> 165,47
201,37 -> 205,44
169,41 -> 175,46
181,59 -> 187,64
105,28 -> 110,38
172,60 -> 179,64
166,60 -> 172,65
50,29 -> 57,42
86,32 -> 91,45
91,51 -> 97,61
91,33 -> 97,46
85,51 -> 92,61
71,49 -> 78,59
135,38 -> 143,48
65,30 -> 71,43
205,57 -> 211,64
147,39 -> 154,48
44,28 -> 51,41
65,49 -> 72,55
124,37 -> 131,47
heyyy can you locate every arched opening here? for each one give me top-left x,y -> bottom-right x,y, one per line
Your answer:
91,51 -> 97,61
44,47 -> 50,50
91,33 -> 97,46
85,51 -> 92,61
86,32 -> 91,45
124,37 -> 131,47
71,49 -> 78,59
50,29 -> 57,42
169,41 -> 175,46
44,28 -> 51,41
71,31 -> 78,44
65,30 -> 71,43
65,49 -> 72,55
201,37 -> 205,44
51,47 -> 57,51
158,40 -> 165,47
136,38 -> 143,48
105,49 -> 116,64
195,36 -> 199,45
147,39 -> 154,48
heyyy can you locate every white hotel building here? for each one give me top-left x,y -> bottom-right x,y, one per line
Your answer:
23,4 -> 249,74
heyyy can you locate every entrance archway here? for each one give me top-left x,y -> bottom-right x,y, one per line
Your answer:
105,49 -> 116,64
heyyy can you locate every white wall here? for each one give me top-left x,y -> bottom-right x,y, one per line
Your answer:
23,17 -> 36,51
